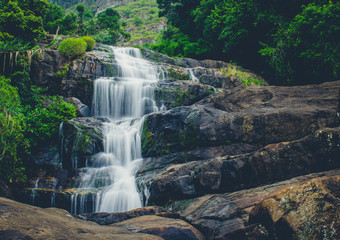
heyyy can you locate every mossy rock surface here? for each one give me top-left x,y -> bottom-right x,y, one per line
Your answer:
61,117 -> 109,170
155,80 -> 217,109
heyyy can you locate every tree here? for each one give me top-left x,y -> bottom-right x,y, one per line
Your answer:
0,0 -> 46,43
76,4 -> 85,24
260,1 -> 340,84
96,8 -> 129,44
43,3 -> 64,33
155,0 -> 339,85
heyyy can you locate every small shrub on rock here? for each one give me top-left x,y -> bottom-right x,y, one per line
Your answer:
81,36 -> 96,51
58,37 -> 87,59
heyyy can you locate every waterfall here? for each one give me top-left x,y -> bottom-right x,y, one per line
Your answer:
189,69 -> 199,82
71,47 -> 164,214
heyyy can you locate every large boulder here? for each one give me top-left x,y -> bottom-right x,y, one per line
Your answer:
76,206 -> 169,225
142,81 -> 340,157
249,175 -> 340,240
61,117 -> 109,170
0,197 -> 162,240
30,49 -> 67,95
64,97 -> 91,117
142,48 -> 266,89
154,80 -> 217,109
171,169 -> 340,240
113,215 -> 206,240
31,46 -> 117,106
145,127 -> 340,205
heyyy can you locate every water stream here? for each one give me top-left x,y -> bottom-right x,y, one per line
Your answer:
71,47 -> 165,214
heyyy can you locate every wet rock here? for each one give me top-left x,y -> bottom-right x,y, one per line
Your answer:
61,117 -> 109,170
76,206 -> 168,225
171,169 -> 340,240
142,81 -> 340,157
65,97 -> 91,117
148,162 -> 199,205
155,80 -> 217,109
62,47 -> 118,106
30,144 -> 60,168
249,175 -> 340,240
31,46 -> 117,106
145,127 -> 340,205
143,49 -> 266,89
113,215 -> 206,240
0,197 -> 162,240
142,48 -> 184,66
0,179 -> 13,199
30,49 -> 67,95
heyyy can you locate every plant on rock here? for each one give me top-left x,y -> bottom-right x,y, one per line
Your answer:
58,37 -> 87,59
80,36 -> 96,51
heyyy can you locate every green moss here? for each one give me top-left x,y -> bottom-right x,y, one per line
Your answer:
241,77 -> 266,88
56,64 -> 69,78
221,65 -> 265,88
141,119 -> 155,156
168,68 -> 189,80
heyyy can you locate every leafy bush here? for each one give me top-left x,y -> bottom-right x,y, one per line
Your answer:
0,76 -> 28,182
80,36 -> 96,51
58,37 -> 87,59
25,96 -> 77,148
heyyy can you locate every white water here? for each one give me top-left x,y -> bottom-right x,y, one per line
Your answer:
72,47 -> 164,214
189,69 -> 199,82
30,178 -> 40,205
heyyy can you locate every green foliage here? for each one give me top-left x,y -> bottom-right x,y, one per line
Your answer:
241,78 -> 266,88
0,73 -> 77,182
56,64 -> 69,78
134,17 -> 143,26
260,2 -> 339,84
97,8 -> 121,29
151,26 -> 209,58
25,96 -> 77,148
58,13 -> 79,35
43,3 -> 64,33
0,76 -> 28,182
0,76 -> 22,114
155,0 -> 339,85
76,4 -> 85,23
0,0 -> 46,44
0,38 -> 31,51
115,0 -> 165,44
80,36 -> 96,51
58,37 -> 87,59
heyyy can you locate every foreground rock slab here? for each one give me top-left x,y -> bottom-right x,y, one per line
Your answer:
249,175 -> 340,240
113,215 -> 206,240
76,206 -> 168,225
0,197 -> 161,240
171,169 -> 340,240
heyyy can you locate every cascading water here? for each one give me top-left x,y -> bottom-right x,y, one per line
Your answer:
71,47 -> 165,214
189,69 -> 199,82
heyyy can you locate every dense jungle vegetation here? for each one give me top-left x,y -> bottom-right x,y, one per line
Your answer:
0,0 -> 339,182
152,0 -> 339,85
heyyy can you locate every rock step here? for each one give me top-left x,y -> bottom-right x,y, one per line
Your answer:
171,169 -> 340,240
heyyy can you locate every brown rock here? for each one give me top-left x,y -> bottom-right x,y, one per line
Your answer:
0,197 -> 161,240
146,127 -> 340,205
142,81 -> 340,157
113,215 -> 206,240
76,206 -> 168,225
171,169 -> 340,240
249,176 -> 340,240
0,179 -> 13,199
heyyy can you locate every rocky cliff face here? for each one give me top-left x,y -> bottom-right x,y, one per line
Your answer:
17,46 -> 340,240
